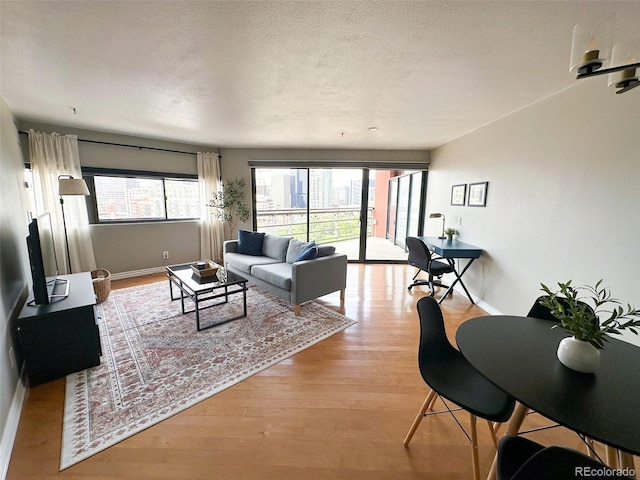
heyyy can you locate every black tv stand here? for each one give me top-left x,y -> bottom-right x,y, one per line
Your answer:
16,272 -> 101,386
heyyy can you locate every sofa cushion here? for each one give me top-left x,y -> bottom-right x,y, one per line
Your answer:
251,263 -> 293,291
225,252 -> 279,274
294,241 -> 318,262
262,234 -> 291,262
237,230 -> 265,256
286,238 -> 309,263
317,245 -> 336,257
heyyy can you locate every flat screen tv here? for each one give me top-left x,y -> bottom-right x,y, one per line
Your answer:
26,212 -> 64,305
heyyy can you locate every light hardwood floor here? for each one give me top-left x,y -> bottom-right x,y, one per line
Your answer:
7,264 -> 602,479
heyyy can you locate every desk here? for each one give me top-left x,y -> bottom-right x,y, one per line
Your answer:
416,236 -> 482,304
456,316 -> 640,476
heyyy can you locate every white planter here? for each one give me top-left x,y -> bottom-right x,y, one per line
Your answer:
557,336 -> 601,373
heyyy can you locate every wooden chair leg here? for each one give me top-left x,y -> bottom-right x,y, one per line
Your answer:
403,390 -> 437,446
294,304 -> 301,316
492,421 -> 504,437
486,420 -> 499,449
606,445 -> 618,466
619,451 -> 635,472
470,413 -> 480,480
427,392 -> 438,411
487,401 -> 529,480
585,438 -> 597,459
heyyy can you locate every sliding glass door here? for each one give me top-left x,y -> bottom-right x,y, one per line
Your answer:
383,171 -> 425,252
308,168 -> 362,258
253,167 -> 427,262
254,168 -> 308,240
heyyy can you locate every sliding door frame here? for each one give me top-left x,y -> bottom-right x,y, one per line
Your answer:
249,163 -> 429,263
385,170 -> 428,252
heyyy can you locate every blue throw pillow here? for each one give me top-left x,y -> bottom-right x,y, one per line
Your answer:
237,230 -> 265,256
294,241 -> 318,262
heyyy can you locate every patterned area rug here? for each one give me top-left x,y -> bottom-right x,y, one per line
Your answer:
61,280 -> 355,469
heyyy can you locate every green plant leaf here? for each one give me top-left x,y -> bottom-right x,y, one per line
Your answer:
538,280 -> 640,350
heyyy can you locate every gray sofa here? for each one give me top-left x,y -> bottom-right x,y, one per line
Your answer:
223,233 -> 347,315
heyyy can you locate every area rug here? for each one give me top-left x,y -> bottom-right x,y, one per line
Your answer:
61,280 -> 356,469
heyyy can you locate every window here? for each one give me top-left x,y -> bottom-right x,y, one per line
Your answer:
165,179 -> 200,219
91,174 -> 199,223
254,168 -> 363,246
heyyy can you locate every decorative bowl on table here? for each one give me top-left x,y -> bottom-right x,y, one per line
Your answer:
190,261 -> 219,279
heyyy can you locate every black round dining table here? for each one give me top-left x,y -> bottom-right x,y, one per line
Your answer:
456,315 -> 640,460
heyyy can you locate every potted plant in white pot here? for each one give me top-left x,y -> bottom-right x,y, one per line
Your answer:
444,227 -> 457,241
539,280 -> 640,373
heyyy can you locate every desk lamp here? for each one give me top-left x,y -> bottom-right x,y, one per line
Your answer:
429,213 -> 446,239
58,175 -> 90,273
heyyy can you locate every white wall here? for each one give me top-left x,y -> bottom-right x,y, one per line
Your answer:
0,98 -> 30,478
426,79 -> 640,344
90,221 -> 200,273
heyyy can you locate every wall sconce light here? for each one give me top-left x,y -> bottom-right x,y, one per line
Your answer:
429,213 -> 446,239
570,15 -> 640,94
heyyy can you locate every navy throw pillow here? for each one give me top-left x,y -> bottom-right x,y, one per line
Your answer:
237,230 -> 265,256
294,241 -> 318,262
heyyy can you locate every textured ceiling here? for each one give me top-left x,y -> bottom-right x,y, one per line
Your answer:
1,1 -> 639,150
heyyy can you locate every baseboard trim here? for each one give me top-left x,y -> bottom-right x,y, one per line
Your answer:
452,284 -> 502,315
1,374 -> 26,480
472,295 -> 502,315
109,266 -> 166,281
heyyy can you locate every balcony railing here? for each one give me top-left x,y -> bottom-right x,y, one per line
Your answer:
256,206 -> 374,244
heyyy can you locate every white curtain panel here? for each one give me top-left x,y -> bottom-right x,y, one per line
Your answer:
28,130 -> 96,274
198,152 -> 224,262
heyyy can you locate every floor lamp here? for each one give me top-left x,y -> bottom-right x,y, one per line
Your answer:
58,175 -> 90,274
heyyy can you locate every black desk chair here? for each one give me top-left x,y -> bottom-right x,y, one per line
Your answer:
403,296 -> 516,480
406,236 -> 454,296
497,436 -> 633,480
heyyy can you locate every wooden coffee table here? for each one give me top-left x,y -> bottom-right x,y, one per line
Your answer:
165,262 -> 248,331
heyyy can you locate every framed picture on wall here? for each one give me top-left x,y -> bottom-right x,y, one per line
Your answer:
451,184 -> 466,206
468,181 -> 488,207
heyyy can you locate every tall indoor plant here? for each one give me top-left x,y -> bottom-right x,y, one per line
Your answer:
539,280 -> 640,372
207,178 -> 250,239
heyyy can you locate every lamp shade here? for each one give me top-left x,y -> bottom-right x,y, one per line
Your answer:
429,213 -> 446,239
569,14 -> 614,73
608,42 -> 639,88
58,177 -> 90,196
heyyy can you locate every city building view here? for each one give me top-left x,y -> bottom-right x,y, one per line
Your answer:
94,176 -> 199,221
254,168 -> 421,261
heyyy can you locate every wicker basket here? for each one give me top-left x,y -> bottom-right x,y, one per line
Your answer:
91,268 -> 111,304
